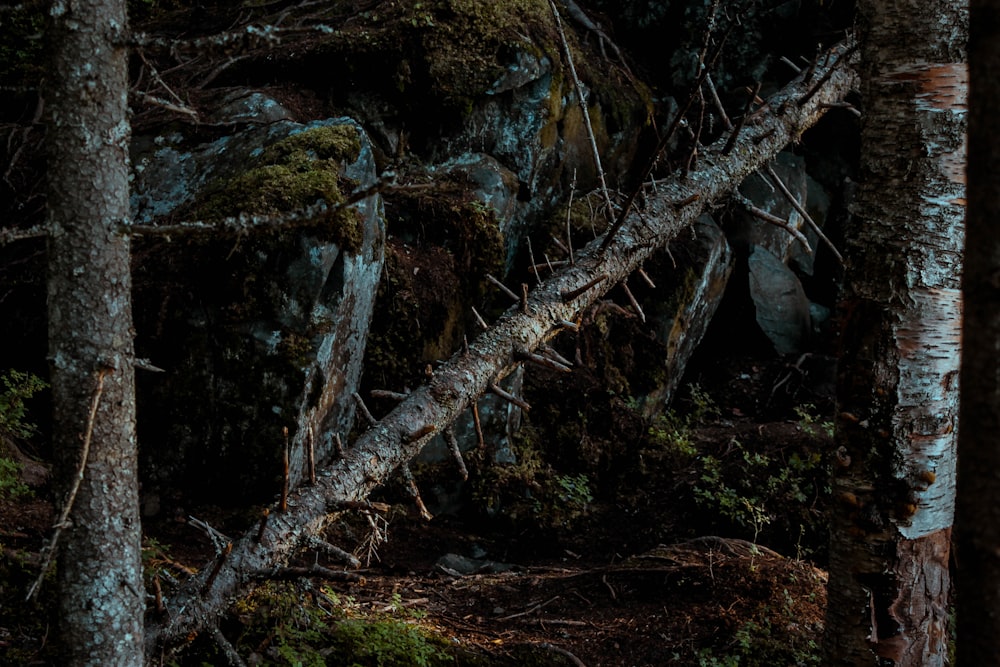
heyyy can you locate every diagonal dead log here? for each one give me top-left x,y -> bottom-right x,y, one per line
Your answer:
145,40 -> 857,660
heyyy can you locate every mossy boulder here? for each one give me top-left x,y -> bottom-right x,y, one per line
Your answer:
131,112 -> 384,505
221,0 -> 654,270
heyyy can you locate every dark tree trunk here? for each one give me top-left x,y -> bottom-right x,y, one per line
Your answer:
823,1 -> 966,665
45,0 -> 145,663
957,2 -> 1000,664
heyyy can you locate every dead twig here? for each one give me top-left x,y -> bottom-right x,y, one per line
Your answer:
764,164 -> 844,264
549,0 -> 616,222
499,595 -> 562,621
249,564 -> 364,582
734,193 -> 813,253
27,369 -> 107,601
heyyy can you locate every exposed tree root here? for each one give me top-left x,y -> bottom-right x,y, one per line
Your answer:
145,39 -> 857,662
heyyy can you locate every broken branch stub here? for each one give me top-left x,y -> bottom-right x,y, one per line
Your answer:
145,39 -> 857,659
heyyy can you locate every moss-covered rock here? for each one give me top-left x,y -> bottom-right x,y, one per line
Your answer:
190,124 -> 365,252
131,115 -> 385,505
220,0 -> 653,270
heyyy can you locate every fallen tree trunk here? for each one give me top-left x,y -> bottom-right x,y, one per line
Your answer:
146,40 -> 857,660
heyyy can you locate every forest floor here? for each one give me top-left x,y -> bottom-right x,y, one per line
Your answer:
0,350 -> 836,666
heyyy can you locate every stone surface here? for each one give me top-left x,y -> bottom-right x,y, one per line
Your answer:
131,114 -> 384,503
729,151 -> 812,263
748,244 -> 812,355
639,215 -> 734,416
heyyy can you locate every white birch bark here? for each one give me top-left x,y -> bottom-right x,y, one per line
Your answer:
823,1 -> 966,664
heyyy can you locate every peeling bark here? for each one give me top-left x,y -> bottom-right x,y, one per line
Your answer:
145,41 -> 858,660
823,2 -> 966,665
45,0 -> 145,663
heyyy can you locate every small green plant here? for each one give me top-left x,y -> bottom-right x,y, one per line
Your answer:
794,404 -> 834,439
526,472 -> 594,528
0,369 -> 47,499
727,615 -> 822,666
692,587 -> 822,667
555,473 -> 593,506
647,411 -> 698,461
471,429 -> 594,529
695,648 -> 740,667
0,369 -> 47,440
687,383 -> 721,424
0,457 -> 30,499
694,441 -> 770,529
644,384 -> 719,465
692,435 -> 829,556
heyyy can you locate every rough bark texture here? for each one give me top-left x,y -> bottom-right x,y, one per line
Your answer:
45,0 -> 146,664
145,41 -> 857,660
957,2 -> 1000,664
823,2 -> 966,665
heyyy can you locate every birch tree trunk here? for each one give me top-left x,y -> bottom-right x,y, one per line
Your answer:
45,0 -> 145,663
957,2 -> 1000,663
823,1 -> 966,665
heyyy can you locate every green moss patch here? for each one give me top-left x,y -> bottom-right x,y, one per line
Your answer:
173,581 -> 458,666
191,124 -> 364,253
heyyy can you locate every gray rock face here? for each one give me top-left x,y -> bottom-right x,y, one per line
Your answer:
640,215 -> 734,416
721,151 -> 834,357
748,245 -> 812,356
431,46 -> 648,271
131,115 -> 384,503
730,152 -> 812,262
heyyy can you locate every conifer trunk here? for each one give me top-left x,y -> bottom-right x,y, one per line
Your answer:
45,0 -> 145,663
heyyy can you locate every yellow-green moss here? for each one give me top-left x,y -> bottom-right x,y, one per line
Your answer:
192,125 -> 364,253
212,581 -> 456,667
260,124 -> 362,164
423,0 -> 555,101
317,0 -> 560,115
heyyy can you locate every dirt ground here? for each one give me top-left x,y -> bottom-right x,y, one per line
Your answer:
0,349 -> 835,666
317,520 -> 828,666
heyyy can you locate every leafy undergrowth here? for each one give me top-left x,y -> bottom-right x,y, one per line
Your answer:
0,356 -> 834,666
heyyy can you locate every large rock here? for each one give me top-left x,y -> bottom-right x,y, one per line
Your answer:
729,152 -> 812,262
242,0 -> 653,272
131,115 -> 384,505
639,215 -> 734,416
748,244 -> 812,355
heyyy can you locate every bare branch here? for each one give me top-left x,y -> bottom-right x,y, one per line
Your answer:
764,164 -> 844,264
0,224 -> 47,246
734,192 -> 813,253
